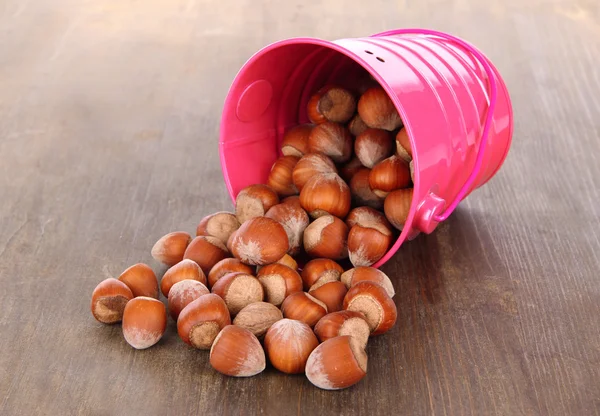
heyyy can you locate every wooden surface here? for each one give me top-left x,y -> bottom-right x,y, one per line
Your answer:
1,0 -> 599,415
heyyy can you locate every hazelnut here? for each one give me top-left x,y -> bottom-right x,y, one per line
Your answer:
265,202 -> 310,256
209,325 -> 266,377
281,124 -> 312,157
292,153 -> 338,193
235,184 -> 279,224
151,231 -> 192,266
307,86 -> 356,124
346,207 -> 393,267
349,168 -> 384,209
308,281 -> 348,313
122,297 -> 167,350
281,195 -> 302,208
357,87 -> 403,131
267,155 -> 300,197
211,272 -> 264,316
183,236 -> 230,275
395,128 -> 412,162
348,113 -> 368,137
90,278 -> 134,324
369,155 -> 411,198
118,263 -> 159,299
354,128 -> 393,168
281,292 -> 328,327
177,293 -> 231,349
273,253 -> 298,271
343,281 -> 397,335
232,302 -> 283,338
167,280 -> 209,320
196,212 -> 240,245
256,253 -> 298,273
264,319 -> 319,374
341,266 -> 395,298
305,336 -> 367,390
230,217 -> 289,266
339,157 -> 364,182
383,188 -> 413,231
303,215 -> 348,260
207,258 -> 254,288
314,311 -> 370,349
226,229 -> 237,253
160,259 -> 207,297
308,122 -> 353,163
257,263 -> 303,306
300,258 -> 344,291
299,173 -> 351,219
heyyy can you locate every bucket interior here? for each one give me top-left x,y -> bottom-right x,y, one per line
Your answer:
219,39 -> 419,266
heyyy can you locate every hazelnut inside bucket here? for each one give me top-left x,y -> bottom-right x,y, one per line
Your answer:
219,29 -> 513,267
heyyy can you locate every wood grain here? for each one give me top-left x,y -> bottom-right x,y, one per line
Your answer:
1,0 -> 599,415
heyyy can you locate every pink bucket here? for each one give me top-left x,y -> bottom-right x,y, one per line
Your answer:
218,28 -> 513,268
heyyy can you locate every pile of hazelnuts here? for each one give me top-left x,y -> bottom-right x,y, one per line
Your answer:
90,83 -> 414,390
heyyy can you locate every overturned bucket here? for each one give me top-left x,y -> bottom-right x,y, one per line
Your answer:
218,28 -> 513,268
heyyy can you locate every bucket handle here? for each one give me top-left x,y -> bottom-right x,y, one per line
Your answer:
371,29 -> 498,222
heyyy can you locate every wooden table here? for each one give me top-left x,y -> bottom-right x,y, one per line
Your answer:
1,0 -> 599,414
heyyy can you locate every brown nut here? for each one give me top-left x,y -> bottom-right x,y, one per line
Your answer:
177,293 -> 231,349
395,128 -> 412,162
348,113 -> 368,137
369,155 -> 411,198
196,212 -> 240,245
308,122 -> 353,163
339,157 -> 364,183
281,195 -> 302,208
354,128 -> 393,168
281,124 -> 313,157
349,168 -> 384,209
230,217 -> 289,266
267,155 -> 300,197
383,188 -> 413,231
122,297 -> 167,350
341,266 -> 395,298
183,236 -> 230,275
207,258 -> 254,288
301,258 -> 344,291
281,292 -> 328,327
409,160 -> 414,183
299,173 -> 351,219
257,253 -> 299,273
118,263 -> 159,299
235,184 -> 279,224
265,202 -> 310,256
273,253 -> 298,271
357,87 -> 403,131
211,272 -> 264,316
167,280 -> 210,320
264,319 -> 319,374
160,259 -> 207,297
308,281 -> 348,313
232,302 -> 283,338
305,336 -> 367,390
257,263 -> 303,306
346,207 -> 393,267
151,231 -> 192,266
343,281 -> 397,335
91,278 -> 134,324
307,86 -> 356,124
209,325 -> 266,377
314,310 -> 370,349
292,153 -> 338,192
303,215 -> 349,260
